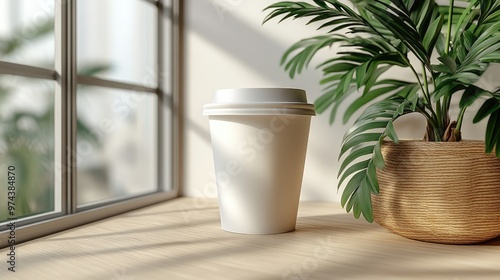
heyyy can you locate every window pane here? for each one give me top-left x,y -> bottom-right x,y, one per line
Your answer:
0,0 -> 55,68
77,0 -> 157,87
0,75 -> 55,223
76,86 -> 158,206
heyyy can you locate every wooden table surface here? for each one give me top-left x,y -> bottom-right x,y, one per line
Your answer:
1,197 -> 499,280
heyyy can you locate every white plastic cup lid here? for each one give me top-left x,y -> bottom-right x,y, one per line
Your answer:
203,88 -> 316,116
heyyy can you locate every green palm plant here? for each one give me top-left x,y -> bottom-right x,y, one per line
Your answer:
264,0 -> 500,222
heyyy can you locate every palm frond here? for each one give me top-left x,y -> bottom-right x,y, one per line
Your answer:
264,1 -> 380,37
432,0 -> 500,102
280,32 -> 412,123
363,0 -> 432,68
338,97 -> 414,221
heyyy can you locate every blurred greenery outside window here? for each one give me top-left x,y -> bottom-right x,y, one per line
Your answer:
0,0 -> 174,227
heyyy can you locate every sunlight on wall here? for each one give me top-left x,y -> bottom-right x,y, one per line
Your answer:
185,0 -> 348,201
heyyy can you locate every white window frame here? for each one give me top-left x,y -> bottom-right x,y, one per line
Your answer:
0,0 -> 182,248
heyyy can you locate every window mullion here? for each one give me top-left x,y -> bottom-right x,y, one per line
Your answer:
172,0 -> 182,196
67,0 -> 78,214
55,0 -> 68,216
77,75 -> 157,93
157,0 -> 165,192
0,61 -> 56,80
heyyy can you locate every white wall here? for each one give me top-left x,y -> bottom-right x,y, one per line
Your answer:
183,0 -> 492,201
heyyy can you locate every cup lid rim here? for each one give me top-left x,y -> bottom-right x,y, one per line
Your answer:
212,88 -> 309,104
203,102 -> 316,116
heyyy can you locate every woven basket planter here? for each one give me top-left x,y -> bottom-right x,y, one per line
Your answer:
373,140 -> 500,244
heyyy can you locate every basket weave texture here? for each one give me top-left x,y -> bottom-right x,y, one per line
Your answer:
373,141 -> 500,244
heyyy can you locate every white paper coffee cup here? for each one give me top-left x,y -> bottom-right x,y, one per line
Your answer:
203,88 -> 315,234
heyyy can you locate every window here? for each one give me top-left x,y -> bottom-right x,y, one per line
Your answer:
0,0 -> 180,248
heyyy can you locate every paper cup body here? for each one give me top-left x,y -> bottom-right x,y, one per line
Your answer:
204,88 -> 315,234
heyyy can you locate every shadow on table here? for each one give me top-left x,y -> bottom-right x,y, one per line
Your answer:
295,213 -> 500,246
477,236 -> 500,246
